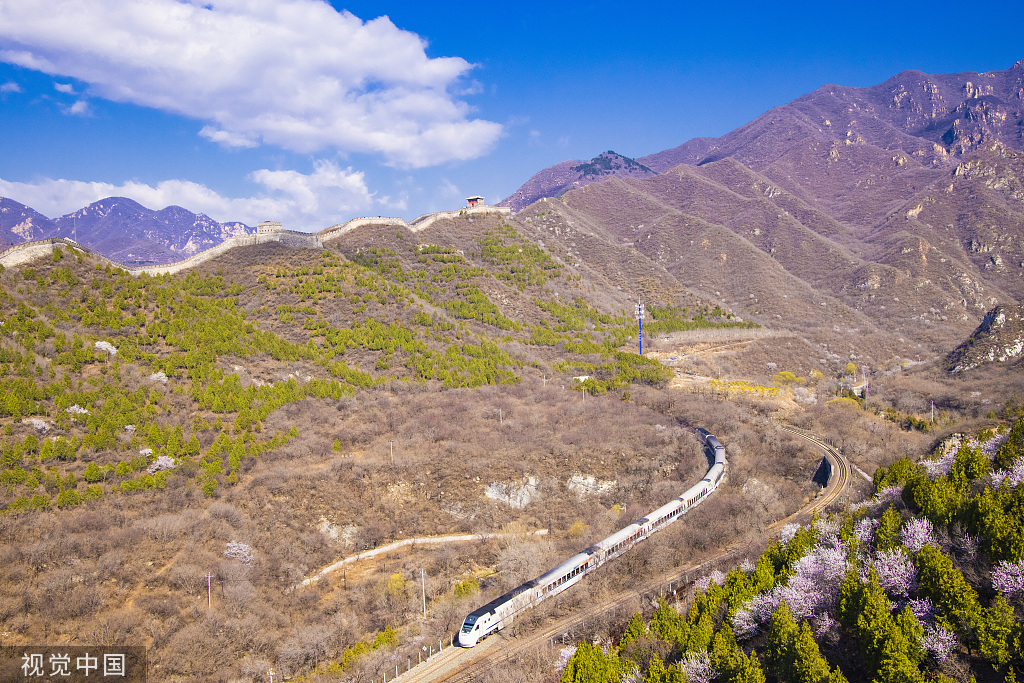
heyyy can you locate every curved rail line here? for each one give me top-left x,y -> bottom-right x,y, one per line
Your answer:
774,424 -> 851,523
454,430 -> 725,648
394,425 -> 854,683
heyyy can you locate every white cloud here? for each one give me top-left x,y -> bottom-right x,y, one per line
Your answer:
0,80 -> 20,93
53,81 -> 74,94
249,160 -> 376,219
198,126 -> 258,149
66,99 -> 89,115
0,0 -> 502,167
0,160 -> 384,231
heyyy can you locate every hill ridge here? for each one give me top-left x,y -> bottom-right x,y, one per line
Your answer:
0,204 -> 512,275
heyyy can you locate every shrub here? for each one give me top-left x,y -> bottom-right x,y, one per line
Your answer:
56,488 -> 83,508
453,579 -> 479,598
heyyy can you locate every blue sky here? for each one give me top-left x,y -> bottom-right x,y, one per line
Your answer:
0,0 -> 1022,231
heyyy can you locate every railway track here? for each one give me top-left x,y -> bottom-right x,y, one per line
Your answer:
391,425 -> 853,683
774,424 -> 851,523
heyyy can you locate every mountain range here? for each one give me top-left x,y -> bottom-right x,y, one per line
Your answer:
3,59 -> 1024,368
0,196 -> 251,265
495,59 -> 1024,364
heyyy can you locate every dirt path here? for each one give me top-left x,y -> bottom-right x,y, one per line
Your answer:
292,530 -> 549,591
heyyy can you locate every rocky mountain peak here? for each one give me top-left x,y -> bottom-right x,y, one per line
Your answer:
498,150 -> 656,212
0,196 -> 253,265
947,304 -> 1024,372
0,198 -> 54,248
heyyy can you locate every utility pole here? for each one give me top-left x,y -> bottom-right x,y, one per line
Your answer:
636,299 -> 645,355
268,668 -> 275,683
421,568 -> 426,618
206,572 -> 213,611
389,440 -> 394,466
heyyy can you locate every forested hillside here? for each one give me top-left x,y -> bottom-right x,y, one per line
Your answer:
1,209 -> 1023,683
560,421 -> 1024,683
0,216 -> 764,682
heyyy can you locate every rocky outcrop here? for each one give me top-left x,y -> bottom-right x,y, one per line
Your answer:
639,59 -> 1024,174
947,304 -> 1024,372
0,198 -> 54,249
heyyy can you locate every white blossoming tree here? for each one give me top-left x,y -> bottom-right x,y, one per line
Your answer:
225,541 -> 254,565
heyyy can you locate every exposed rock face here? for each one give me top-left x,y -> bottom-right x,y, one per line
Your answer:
0,198 -> 54,249
639,59 -> 1024,173
947,305 -> 1024,372
484,477 -> 540,509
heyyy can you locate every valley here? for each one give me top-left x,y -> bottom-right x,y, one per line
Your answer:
2,58 -> 1024,683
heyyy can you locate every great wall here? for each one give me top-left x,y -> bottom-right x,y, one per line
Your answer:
0,204 -> 511,276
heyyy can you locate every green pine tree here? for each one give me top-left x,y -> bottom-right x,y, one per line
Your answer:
766,600 -> 799,682
978,594 -> 1015,668
620,612 -> 647,651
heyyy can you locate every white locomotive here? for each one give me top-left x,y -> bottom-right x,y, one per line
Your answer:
458,428 -> 727,647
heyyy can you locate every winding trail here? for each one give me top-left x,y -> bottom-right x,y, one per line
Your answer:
292,530 -> 549,592
391,424 -> 853,683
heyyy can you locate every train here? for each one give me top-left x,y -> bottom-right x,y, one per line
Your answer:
457,428 -> 727,647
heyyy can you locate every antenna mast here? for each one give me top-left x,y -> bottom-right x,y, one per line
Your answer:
636,299 -> 645,355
